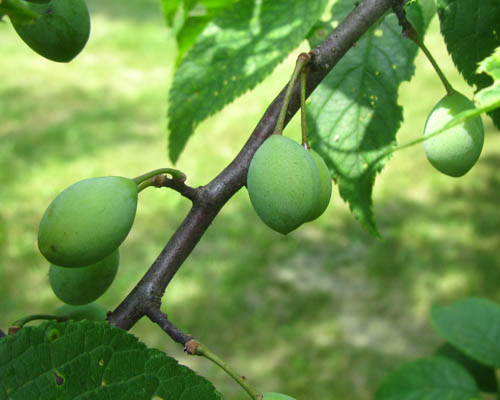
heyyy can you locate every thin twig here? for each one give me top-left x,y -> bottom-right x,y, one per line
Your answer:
392,0 -> 454,94
150,175 -> 199,202
146,308 -> 192,346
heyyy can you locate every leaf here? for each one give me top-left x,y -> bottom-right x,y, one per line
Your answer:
436,0 -> 500,128
163,1 -> 236,65
306,0 -> 434,236
162,0 -> 183,26
167,0 -> 329,163
476,46 -> 500,109
430,297 -> 500,368
434,342 -> 498,393
0,321 -> 222,400
375,357 -> 480,400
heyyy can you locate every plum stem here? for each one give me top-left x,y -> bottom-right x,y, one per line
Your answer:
188,340 -> 261,399
300,67 -> 310,149
133,168 -> 186,185
392,0 -> 455,94
12,314 -> 68,329
273,53 -> 310,135
415,37 -> 455,95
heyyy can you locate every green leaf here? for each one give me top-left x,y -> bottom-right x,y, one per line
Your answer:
0,321 -> 222,400
163,1 -> 236,63
175,15 -> 212,66
375,357 -> 480,400
307,0 -> 434,237
436,0 -> 500,128
435,342 -> 498,393
476,46 -> 500,109
431,297 -> 500,368
167,0 -> 329,163
162,0 -> 183,26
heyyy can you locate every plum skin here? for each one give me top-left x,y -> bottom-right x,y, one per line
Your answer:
424,91 -> 484,177
49,249 -> 119,305
54,303 -> 107,321
10,0 -> 91,62
38,176 -> 138,268
247,135 -> 320,234
306,149 -> 332,221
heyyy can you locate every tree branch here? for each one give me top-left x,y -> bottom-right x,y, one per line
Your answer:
108,0 -> 394,330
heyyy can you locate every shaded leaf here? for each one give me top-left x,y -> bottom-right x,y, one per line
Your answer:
0,321 -> 222,400
375,357 -> 480,400
435,342 -> 498,393
431,297 -> 500,368
436,0 -> 500,128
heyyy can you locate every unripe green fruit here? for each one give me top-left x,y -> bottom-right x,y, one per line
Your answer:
49,249 -> 119,305
306,149 -> 332,221
424,91 -> 484,177
54,303 -> 107,321
10,0 -> 90,62
247,135 -> 320,234
262,392 -> 297,400
38,176 -> 138,267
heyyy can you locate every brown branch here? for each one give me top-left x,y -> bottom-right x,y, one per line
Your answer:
151,174 -> 199,202
108,0 -> 395,330
146,308 -> 192,346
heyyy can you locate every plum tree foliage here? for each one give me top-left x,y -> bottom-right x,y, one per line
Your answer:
1,0 -> 500,399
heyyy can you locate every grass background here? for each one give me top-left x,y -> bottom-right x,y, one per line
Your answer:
1,1 -> 500,399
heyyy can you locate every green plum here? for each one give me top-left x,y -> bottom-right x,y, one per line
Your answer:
10,0 -> 90,62
262,392 -> 297,400
54,303 -> 107,321
306,149 -> 332,221
49,249 -> 119,305
247,135 -> 320,234
424,91 -> 484,177
38,176 -> 138,267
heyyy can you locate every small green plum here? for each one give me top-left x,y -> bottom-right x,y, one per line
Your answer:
306,149 -> 332,221
424,91 -> 484,177
49,249 -> 119,305
38,176 -> 138,268
54,303 -> 107,321
247,135 -> 320,234
10,0 -> 90,62
262,392 -> 297,400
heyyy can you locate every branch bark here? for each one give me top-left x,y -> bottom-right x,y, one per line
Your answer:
108,0 -> 394,330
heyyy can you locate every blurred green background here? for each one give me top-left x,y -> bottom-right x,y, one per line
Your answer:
1,1 -> 499,399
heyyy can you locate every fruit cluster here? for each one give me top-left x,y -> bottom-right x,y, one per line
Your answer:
247,134 -> 332,234
38,176 -> 138,306
4,0 -> 90,62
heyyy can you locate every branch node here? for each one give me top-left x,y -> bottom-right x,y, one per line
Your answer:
184,339 -> 201,355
